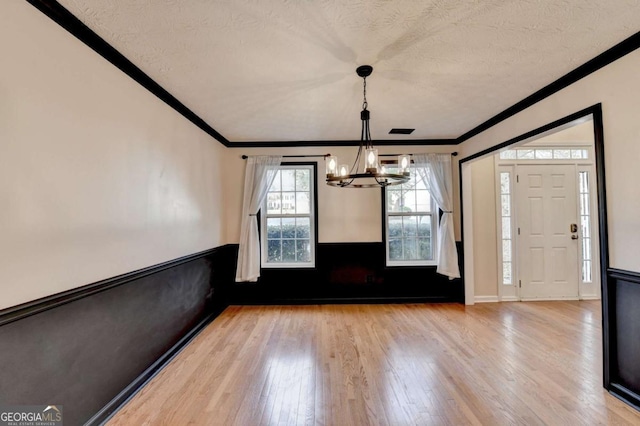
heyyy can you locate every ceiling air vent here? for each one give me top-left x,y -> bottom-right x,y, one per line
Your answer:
389,128 -> 415,135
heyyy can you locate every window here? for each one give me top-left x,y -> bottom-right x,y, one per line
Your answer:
499,147 -> 589,160
384,165 -> 437,266
578,171 -> 593,283
499,171 -> 514,285
261,164 -> 316,268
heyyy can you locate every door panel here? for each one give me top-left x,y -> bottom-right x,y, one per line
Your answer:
517,164 -> 579,299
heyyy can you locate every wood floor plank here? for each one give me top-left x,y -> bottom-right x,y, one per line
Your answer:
108,301 -> 640,425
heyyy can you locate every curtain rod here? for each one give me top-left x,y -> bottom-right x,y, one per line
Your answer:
380,152 -> 458,157
241,154 -> 329,159
241,152 -> 457,159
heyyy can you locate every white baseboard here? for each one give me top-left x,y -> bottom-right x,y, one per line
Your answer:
474,295 -> 500,303
580,295 -> 601,300
520,297 -> 580,302
501,296 -> 519,302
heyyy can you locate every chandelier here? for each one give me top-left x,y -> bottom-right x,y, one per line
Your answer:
325,65 -> 411,188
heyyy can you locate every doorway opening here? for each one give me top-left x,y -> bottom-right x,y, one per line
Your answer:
460,106 -> 607,306
494,120 -> 600,301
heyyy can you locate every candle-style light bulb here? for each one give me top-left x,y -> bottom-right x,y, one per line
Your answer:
401,156 -> 408,169
326,155 -> 339,176
368,151 -> 375,165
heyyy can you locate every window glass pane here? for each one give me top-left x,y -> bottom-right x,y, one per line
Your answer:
415,190 -> 431,212
503,262 -> 512,285
517,149 -> 534,159
583,260 -> 592,283
281,192 -> 296,214
295,217 -> 310,238
584,239 -> 591,260
296,240 -> 310,262
582,149 -> 589,159
404,238 -> 418,260
387,189 -> 402,212
389,239 -> 403,260
413,171 -> 428,191
501,195 -> 511,216
417,216 -> 432,238
535,149 -> 552,159
388,217 -> 403,237
267,218 -> 281,239
503,240 -> 512,262
281,169 -> 295,191
553,149 -> 571,159
571,149 -> 583,159
282,240 -> 296,262
295,169 -> 310,191
418,238 -> 432,260
502,217 -> 511,239
281,217 -> 296,238
266,192 -> 281,214
270,171 -> 281,191
500,150 -> 516,159
581,215 -> 590,237
267,239 -> 281,262
401,189 -> 417,212
581,194 -> 590,216
579,172 -> 586,192
295,192 -> 310,214
500,172 -> 510,194
403,216 -> 418,237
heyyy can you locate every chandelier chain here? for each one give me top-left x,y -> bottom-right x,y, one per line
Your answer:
362,77 -> 368,110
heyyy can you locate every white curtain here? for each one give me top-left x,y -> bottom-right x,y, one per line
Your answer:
413,153 -> 460,279
235,155 -> 282,282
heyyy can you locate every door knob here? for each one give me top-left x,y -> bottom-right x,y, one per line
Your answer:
570,223 -> 578,233
571,235 -> 579,240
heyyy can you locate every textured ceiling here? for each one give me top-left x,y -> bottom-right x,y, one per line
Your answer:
58,0 -> 640,143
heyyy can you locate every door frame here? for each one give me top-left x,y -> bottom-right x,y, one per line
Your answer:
494,157 -> 601,302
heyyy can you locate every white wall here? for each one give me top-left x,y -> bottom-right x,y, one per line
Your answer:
222,145 -> 459,244
0,2 -> 226,309
459,47 -> 640,273
470,156 -> 498,297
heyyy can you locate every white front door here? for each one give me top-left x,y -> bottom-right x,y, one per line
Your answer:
516,164 -> 580,299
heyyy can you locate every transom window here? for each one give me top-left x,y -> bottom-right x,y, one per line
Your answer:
499,147 -> 589,160
261,164 -> 316,268
384,165 -> 437,266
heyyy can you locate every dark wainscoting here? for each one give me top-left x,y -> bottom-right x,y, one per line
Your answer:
0,246 -> 231,426
225,242 -> 464,304
605,268 -> 640,410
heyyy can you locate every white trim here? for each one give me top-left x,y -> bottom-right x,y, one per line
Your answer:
475,296 -> 500,303
462,163 -> 475,305
580,295 -> 601,300
501,295 -> 519,302
520,297 -> 580,302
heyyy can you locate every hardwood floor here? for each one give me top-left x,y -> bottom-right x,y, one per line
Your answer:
108,301 -> 640,425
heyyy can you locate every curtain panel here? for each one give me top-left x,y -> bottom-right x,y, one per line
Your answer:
235,155 -> 282,282
413,153 -> 460,279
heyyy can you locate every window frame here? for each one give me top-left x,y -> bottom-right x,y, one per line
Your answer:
260,162 -> 318,269
382,163 -> 438,267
